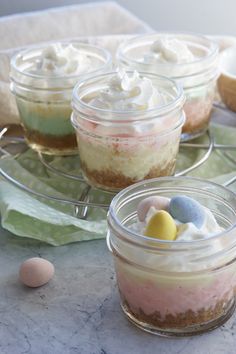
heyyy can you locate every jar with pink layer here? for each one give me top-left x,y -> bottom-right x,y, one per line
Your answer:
117,33 -> 219,141
71,70 -> 185,192
107,177 -> 236,336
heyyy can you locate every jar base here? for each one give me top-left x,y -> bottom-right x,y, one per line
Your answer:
121,298 -> 236,337
181,126 -> 208,142
26,140 -> 79,156
22,125 -> 78,156
81,172 -> 122,193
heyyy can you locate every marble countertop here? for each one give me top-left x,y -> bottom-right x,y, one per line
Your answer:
0,227 -> 235,354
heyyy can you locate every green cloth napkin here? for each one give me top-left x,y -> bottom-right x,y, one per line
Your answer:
177,125 -> 236,181
0,123 -> 235,246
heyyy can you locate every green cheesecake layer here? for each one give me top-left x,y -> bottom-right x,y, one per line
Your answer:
16,97 -> 75,136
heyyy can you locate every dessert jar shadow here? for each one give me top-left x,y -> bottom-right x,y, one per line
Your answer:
10,42 -> 112,155
71,71 -> 185,192
107,177 -> 236,336
117,33 -> 219,141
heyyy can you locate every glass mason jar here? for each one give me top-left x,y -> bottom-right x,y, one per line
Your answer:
107,177 -> 236,336
10,42 -> 112,155
71,71 -> 185,192
117,33 -> 219,141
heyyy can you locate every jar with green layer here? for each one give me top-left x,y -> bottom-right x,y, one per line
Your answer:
10,41 -> 112,155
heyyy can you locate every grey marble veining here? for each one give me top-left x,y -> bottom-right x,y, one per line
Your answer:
0,228 -> 235,354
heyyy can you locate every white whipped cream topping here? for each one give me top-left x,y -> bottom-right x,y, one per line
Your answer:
31,43 -> 91,76
143,38 -> 194,64
88,70 -> 165,111
129,205 -> 225,271
131,205 -> 223,241
176,209 -> 222,241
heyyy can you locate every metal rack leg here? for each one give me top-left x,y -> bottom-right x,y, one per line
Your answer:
74,185 -> 91,219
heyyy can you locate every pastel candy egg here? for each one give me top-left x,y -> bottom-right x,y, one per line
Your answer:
144,210 -> 177,241
19,257 -> 54,288
169,195 -> 205,228
137,196 -> 170,222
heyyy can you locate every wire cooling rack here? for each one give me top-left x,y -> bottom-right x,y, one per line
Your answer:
0,104 -> 236,219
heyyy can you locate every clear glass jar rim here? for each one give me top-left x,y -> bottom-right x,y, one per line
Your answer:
108,176 -> 236,249
10,40 -> 112,81
72,70 -> 185,118
117,32 -> 219,77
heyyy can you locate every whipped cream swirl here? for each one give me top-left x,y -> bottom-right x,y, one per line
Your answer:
32,43 -> 91,76
88,70 -> 165,111
144,38 -> 194,64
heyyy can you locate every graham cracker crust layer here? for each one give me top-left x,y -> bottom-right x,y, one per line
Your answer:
122,297 -> 232,329
24,127 -> 77,151
81,159 -> 176,190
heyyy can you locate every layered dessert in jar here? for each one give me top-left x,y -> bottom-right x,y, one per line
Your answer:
71,70 -> 185,191
117,33 -> 219,140
107,177 -> 236,336
10,42 -> 112,155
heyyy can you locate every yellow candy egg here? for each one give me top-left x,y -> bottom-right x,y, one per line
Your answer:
144,210 -> 177,241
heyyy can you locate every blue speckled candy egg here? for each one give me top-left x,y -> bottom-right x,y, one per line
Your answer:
169,195 -> 205,228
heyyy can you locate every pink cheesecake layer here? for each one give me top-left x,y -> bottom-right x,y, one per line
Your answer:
76,122 -> 181,154
116,266 -> 236,318
183,92 -> 214,132
77,132 -> 174,152
78,112 -> 180,138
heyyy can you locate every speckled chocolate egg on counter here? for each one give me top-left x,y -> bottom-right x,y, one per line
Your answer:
19,257 -> 54,288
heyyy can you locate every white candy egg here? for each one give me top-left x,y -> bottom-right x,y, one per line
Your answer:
137,196 -> 170,222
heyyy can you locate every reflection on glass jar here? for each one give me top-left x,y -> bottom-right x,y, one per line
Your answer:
71,71 -> 185,191
10,41 -> 112,155
107,177 -> 236,336
117,33 -> 219,141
